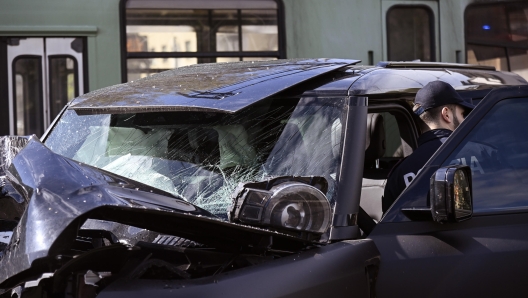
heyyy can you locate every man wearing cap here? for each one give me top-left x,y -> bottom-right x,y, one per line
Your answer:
382,81 -> 474,213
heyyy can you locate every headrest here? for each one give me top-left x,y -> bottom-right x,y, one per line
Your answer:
365,113 -> 386,163
213,125 -> 256,169
188,128 -> 219,150
187,128 -> 220,165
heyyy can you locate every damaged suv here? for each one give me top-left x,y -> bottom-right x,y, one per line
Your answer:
1,59 -> 528,297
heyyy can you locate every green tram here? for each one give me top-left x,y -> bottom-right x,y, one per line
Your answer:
1,0 -> 527,136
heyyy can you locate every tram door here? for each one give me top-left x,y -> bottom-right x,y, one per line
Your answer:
0,37 -> 85,136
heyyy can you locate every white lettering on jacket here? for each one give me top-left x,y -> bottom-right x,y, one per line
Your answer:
403,168 -> 423,187
403,172 -> 416,187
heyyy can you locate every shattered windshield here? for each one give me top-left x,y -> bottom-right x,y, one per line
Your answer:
45,97 -> 346,219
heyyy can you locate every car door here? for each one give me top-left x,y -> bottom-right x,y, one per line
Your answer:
370,85 -> 528,297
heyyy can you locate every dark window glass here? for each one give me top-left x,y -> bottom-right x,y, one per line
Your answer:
466,3 -> 528,47
13,57 -> 43,136
465,3 -> 528,80
466,5 -> 510,44
387,6 -> 434,61
49,56 -> 78,120
0,38 -> 8,136
124,3 -> 282,82
441,98 -> 528,213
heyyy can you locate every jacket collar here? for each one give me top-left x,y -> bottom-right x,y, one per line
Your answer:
417,129 -> 452,146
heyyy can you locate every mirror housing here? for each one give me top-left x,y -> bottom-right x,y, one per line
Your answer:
430,165 -> 473,223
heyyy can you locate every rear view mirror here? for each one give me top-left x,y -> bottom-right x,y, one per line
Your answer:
430,165 -> 473,223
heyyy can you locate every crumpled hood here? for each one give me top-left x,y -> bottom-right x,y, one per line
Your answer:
0,136 -> 302,289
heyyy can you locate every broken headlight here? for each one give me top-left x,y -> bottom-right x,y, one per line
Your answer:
229,178 -> 331,235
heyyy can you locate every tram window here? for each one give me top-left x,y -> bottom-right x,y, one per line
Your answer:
217,57 -> 240,63
387,6 -> 435,62
15,74 -> 23,135
467,45 -> 508,71
216,11 -> 279,52
242,57 -> 276,61
123,1 -> 283,82
465,2 -> 528,80
215,10 -> 242,53
126,23 -> 198,54
508,49 -> 528,79
241,10 -> 278,51
127,58 -> 198,82
217,25 -> 239,52
13,57 -> 44,136
49,56 -> 78,120
466,5 -> 509,44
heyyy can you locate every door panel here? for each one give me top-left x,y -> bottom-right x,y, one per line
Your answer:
373,215 -> 528,297
4,37 -> 84,137
372,89 -> 528,297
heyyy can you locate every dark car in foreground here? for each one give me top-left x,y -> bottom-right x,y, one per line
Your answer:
0,58 -> 528,297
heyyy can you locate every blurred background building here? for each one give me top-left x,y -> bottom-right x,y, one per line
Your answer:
1,0 -> 527,135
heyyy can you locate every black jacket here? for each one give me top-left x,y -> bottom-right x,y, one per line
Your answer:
382,129 -> 451,212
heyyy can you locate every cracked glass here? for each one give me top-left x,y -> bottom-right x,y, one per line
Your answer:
45,97 -> 347,219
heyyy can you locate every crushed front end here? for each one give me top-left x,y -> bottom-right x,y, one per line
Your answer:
0,94 -> 378,297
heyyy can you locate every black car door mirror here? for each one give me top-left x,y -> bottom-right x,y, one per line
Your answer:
430,165 -> 473,223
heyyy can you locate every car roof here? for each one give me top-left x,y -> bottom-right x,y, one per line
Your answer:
69,59 -> 528,115
313,63 -> 527,98
69,58 -> 359,114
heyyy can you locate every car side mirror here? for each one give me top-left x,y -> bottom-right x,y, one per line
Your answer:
430,165 -> 473,223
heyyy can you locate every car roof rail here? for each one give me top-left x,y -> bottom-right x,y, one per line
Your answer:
376,61 -> 496,71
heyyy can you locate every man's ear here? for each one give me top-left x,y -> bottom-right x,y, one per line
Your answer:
440,106 -> 452,124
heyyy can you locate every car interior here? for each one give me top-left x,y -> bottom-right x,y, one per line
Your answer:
361,107 -> 418,222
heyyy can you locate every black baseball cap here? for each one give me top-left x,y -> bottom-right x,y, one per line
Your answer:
414,81 -> 475,116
